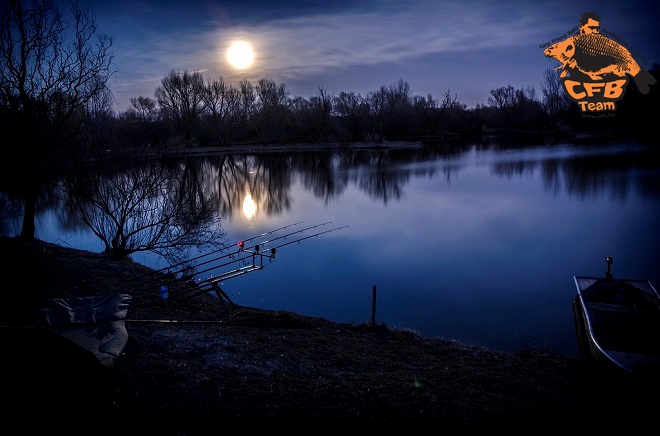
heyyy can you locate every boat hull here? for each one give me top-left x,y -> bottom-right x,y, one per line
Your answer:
573,276 -> 660,376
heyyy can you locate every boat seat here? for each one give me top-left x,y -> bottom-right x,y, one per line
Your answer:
591,281 -> 658,308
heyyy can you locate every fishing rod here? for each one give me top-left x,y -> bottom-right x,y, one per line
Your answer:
165,252 -> 256,295
198,224 -> 348,279
166,224 -> 348,298
259,225 -> 349,254
126,221 -> 304,283
237,221 -> 333,253
163,222 -> 334,287
169,261 -> 262,301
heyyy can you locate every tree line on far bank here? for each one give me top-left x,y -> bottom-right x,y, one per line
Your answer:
94,65 -> 660,155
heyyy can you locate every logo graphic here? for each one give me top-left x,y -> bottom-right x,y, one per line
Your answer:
543,12 -> 656,113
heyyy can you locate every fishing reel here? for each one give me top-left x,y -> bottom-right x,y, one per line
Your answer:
237,240 -> 275,260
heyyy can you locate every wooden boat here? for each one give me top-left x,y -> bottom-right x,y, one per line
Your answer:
573,257 -> 660,376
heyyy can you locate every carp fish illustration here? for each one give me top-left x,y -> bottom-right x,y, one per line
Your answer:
544,33 -> 656,94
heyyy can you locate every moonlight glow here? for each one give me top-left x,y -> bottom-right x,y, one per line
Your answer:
227,41 -> 254,69
242,193 -> 256,219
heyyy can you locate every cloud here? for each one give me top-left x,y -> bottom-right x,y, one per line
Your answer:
211,3 -> 553,79
103,0 -> 657,111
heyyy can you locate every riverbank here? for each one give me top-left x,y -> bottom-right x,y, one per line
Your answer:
0,236 -> 656,434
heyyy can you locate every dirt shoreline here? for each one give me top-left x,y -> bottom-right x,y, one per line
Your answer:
0,237 -> 655,434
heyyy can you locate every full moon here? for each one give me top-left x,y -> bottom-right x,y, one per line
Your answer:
227,41 -> 254,69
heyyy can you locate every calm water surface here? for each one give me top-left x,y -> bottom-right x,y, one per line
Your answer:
6,140 -> 660,358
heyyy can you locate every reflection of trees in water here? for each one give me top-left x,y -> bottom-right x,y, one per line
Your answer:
492,161 -> 536,179
334,150 -> 408,203
0,192 -> 23,235
357,153 -> 408,204
61,157 -> 226,263
207,154 -> 293,219
11,143 -> 656,250
6,141 -> 658,276
635,171 -> 660,198
0,168 -> 68,236
336,149 -> 461,203
491,148 -> 660,201
201,148 -> 467,214
294,152 -> 347,204
253,154 -> 294,216
561,157 -> 630,201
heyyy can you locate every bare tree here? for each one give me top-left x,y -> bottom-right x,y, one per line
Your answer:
488,85 -> 543,128
436,89 -> 466,136
334,91 -> 363,117
385,79 -> 417,138
411,93 -> 437,137
333,91 -> 367,142
203,77 -> 243,146
155,70 -> 206,148
488,85 -> 517,110
0,0 -> 114,239
61,158 -> 227,263
289,87 -> 333,143
440,89 -> 465,112
307,87 -> 333,143
130,96 -> 159,123
118,96 -> 161,147
83,79 -> 115,151
541,68 -> 570,119
365,86 -> 387,142
252,78 -> 290,145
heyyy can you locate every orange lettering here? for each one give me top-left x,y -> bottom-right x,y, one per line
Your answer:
564,80 -> 585,99
604,80 -> 627,99
564,79 -> 628,102
583,82 -> 605,97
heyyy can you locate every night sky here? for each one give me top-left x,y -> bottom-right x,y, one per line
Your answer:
64,0 -> 660,112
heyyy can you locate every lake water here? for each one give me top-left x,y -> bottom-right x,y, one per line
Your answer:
4,139 -> 660,358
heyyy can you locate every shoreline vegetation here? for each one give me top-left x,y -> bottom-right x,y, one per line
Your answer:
1,236 -> 658,433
